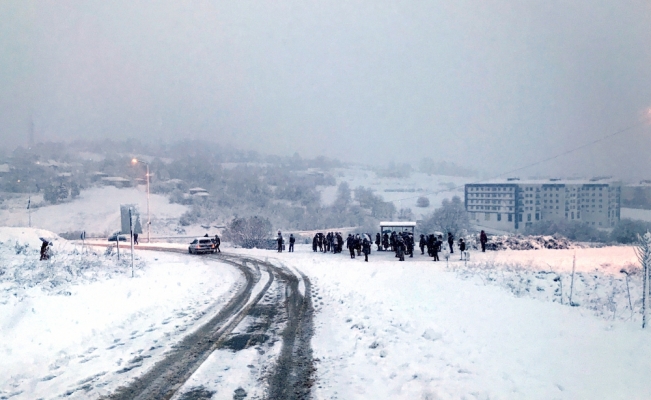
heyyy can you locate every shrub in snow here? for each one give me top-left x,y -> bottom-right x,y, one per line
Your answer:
451,261 -> 644,323
223,216 -> 273,249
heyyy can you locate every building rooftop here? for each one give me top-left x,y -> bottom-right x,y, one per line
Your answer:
467,178 -> 620,186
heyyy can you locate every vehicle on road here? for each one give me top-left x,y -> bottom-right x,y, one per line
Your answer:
188,238 -> 216,254
108,234 -> 128,242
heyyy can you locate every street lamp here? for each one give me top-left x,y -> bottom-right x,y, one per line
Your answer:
131,158 -> 151,243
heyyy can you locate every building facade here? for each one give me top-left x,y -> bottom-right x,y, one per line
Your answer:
465,179 -> 621,232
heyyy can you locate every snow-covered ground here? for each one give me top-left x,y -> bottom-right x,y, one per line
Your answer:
0,186 -> 188,237
0,228 -> 241,399
229,244 -> 651,399
3,226 -> 651,399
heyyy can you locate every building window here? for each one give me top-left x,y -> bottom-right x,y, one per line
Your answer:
518,214 -> 523,222
497,213 -> 502,221
527,214 -> 531,222
535,213 -> 539,220
571,212 -> 574,219
485,213 -> 490,221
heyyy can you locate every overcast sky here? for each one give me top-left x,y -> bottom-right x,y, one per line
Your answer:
1,1 -> 650,179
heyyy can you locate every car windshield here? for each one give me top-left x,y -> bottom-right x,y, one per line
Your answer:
199,239 -> 212,244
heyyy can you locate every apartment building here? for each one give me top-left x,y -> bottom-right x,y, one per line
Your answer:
464,179 -> 621,232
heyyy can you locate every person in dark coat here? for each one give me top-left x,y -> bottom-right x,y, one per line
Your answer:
480,230 -> 488,252
382,233 -> 389,250
312,234 -> 318,252
459,238 -> 466,260
375,233 -> 381,251
396,235 -> 405,261
355,234 -> 362,256
406,233 -> 414,258
277,232 -> 283,253
432,236 -> 441,261
447,232 -> 454,254
289,234 -> 295,252
133,233 -> 139,245
362,237 -> 371,262
346,234 -> 355,258
419,234 -> 426,255
213,234 -> 221,253
40,240 -> 50,261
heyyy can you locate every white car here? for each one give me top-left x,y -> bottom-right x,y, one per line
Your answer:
188,238 -> 216,254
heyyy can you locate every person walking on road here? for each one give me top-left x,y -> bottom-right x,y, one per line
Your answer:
347,234 -> 356,259
277,231 -> 283,253
213,235 -> 221,253
447,232 -> 454,254
362,237 -> 371,262
459,238 -> 466,260
289,234 -> 295,252
480,230 -> 488,252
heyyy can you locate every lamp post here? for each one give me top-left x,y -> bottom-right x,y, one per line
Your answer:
131,158 -> 151,243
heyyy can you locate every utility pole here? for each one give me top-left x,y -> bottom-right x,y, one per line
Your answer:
27,196 -> 31,227
129,208 -> 135,278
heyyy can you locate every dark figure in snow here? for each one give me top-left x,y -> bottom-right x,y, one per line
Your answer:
480,230 -> 488,252
134,233 -> 139,245
277,232 -> 283,253
362,237 -> 371,262
40,241 -> 50,261
447,232 -> 454,254
213,235 -> 221,252
355,234 -> 362,256
382,233 -> 389,251
337,233 -> 344,253
419,234 -> 426,255
289,234 -> 295,252
312,234 -> 318,252
432,237 -> 441,261
346,234 -> 356,258
427,234 -> 435,257
459,238 -> 466,260
317,233 -> 324,252
406,233 -> 414,258
375,233 -> 381,251
396,235 -> 405,261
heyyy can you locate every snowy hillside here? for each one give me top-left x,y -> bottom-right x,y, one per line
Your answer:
320,167 -> 470,219
0,187 -> 188,237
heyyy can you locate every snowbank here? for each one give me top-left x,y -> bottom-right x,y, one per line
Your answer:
0,228 -> 241,399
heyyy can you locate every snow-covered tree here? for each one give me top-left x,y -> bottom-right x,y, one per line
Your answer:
223,216 -> 272,248
418,196 -> 469,236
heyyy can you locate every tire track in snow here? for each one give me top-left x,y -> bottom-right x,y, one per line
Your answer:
97,248 -> 314,400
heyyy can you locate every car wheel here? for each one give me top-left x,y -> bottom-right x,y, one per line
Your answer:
188,248 -> 192,254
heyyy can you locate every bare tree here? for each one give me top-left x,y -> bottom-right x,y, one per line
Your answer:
634,231 -> 651,328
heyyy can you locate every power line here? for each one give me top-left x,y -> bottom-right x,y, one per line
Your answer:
390,119 -> 647,204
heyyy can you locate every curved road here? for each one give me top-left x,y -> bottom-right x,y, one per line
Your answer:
99,248 -> 315,400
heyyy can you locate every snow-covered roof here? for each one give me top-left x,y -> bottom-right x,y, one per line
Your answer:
380,221 -> 417,227
468,178 -> 620,186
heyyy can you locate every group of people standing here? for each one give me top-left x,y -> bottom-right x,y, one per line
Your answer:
277,229 -> 490,262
